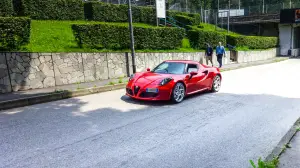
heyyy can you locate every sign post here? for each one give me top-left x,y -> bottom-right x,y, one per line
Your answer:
156,0 -> 166,26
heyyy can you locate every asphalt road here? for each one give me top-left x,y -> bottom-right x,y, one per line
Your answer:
1,59 -> 300,168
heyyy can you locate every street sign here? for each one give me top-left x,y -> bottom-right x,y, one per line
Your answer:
156,0 -> 166,18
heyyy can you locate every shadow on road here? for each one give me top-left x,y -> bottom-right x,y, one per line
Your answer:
1,92 -> 300,168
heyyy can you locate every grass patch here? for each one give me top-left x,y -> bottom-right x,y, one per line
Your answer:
250,157 -> 279,168
118,77 -> 123,84
296,127 -> 300,132
19,20 -> 203,53
105,81 -> 116,86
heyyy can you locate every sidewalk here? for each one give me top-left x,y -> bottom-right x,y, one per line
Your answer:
279,130 -> 300,168
0,78 -> 124,102
0,57 -> 288,110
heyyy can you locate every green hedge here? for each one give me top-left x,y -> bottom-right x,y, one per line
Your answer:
174,15 -> 197,26
167,10 -> 200,25
84,2 -> 200,25
187,29 -> 226,49
72,23 -> 185,50
84,2 -> 155,24
23,0 -> 84,20
226,35 -> 278,49
0,17 -> 31,50
0,0 -> 14,16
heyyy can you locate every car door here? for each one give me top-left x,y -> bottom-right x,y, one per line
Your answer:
185,64 -> 204,93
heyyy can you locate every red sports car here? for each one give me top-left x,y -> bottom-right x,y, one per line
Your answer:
126,60 -> 222,103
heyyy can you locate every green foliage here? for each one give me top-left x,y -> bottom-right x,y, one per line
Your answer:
249,157 -> 279,168
227,35 -> 278,49
187,29 -> 226,49
84,2 -> 156,24
23,0 -> 84,20
0,17 -> 31,51
167,10 -> 200,25
181,38 -> 191,48
118,77 -> 123,83
0,0 -> 14,16
193,23 -> 239,35
174,15 -> 196,26
72,23 -> 185,50
84,2 -> 200,25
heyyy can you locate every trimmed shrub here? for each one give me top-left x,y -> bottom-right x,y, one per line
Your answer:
0,17 -> 31,51
72,23 -> 185,50
174,15 -> 196,26
23,0 -> 84,20
167,10 -> 200,25
226,35 -> 278,49
187,29 -> 226,49
84,2 -> 155,24
84,2 -> 127,22
0,0 -> 14,16
84,2 -> 200,25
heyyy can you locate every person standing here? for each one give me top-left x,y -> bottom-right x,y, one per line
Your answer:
216,42 -> 226,68
205,43 -> 214,67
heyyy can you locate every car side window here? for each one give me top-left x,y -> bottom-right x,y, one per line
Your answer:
186,64 -> 198,73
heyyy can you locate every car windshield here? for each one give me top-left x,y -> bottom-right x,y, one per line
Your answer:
152,62 -> 186,74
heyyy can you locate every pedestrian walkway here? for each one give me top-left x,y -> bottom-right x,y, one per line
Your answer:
279,131 -> 300,168
0,57 -> 287,104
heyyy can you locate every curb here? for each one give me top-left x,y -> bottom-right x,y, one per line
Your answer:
265,118 -> 300,162
0,83 -> 126,111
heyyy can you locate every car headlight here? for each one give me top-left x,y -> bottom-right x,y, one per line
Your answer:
129,74 -> 135,81
159,77 -> 173,86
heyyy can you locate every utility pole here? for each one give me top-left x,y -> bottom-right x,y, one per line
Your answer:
228,0 -> 230,33
186,0 -> 188,12
127,0 -> 136,73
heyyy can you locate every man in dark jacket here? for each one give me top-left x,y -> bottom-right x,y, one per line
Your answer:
205,43 -> 213,66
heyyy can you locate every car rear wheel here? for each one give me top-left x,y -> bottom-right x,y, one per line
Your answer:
211,75 -> 221,92
171,82 -> 185,103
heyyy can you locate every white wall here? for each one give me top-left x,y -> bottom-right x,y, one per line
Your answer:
279,24 -> 292,56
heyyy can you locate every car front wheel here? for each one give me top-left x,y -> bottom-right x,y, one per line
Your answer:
171,82 -> 185,103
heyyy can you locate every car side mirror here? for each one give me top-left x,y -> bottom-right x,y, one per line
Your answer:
190,71 -> 198,76
146,68 -> 150,72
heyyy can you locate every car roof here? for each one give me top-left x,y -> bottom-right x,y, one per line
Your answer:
164,60 -> 200,64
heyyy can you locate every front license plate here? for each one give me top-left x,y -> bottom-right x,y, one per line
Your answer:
146,88 -> 158,93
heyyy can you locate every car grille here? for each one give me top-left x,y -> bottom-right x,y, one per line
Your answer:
139,92 -> 158,98
126,88 -> 133,96
133,86 -> 140,95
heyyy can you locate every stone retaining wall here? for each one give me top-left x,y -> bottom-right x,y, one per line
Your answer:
0,49 -> 277,93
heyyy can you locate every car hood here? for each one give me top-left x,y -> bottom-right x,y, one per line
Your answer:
134,72 -> 173,84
